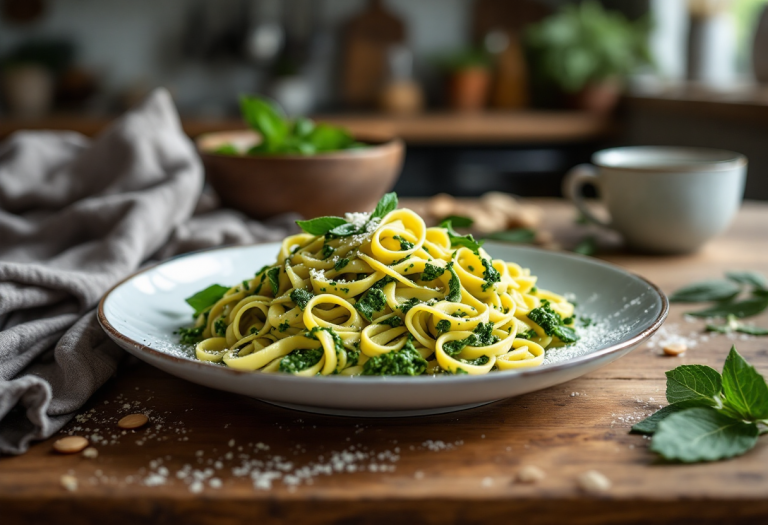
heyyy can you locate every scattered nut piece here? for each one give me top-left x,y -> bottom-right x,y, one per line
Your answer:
53,436 -> 89,454
663,342 -> 687,356
577,470 -> 612,493
82,447 -> 99,459
60,474 -> 78,492
118,413 -> 149,429
517,465 -> 546,483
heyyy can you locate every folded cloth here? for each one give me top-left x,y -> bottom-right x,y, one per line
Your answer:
0,88 -> 297,454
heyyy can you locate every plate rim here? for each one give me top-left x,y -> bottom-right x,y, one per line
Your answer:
97,242 -> 669,385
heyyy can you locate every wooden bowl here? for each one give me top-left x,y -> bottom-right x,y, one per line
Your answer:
196,130 -> 404,219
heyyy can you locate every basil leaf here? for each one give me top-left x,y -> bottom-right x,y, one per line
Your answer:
721,346 -> 768,421
296,216 -> 347,236
686,297 -> 768,319
239,95 -> 289,151
440,215 -> 474,228
326,222 -> 362,238
289,288 -> 314,311
669,280 -> 741,303
267,267 -> 281,296
370,192 -> 398,221
630,404 -> 686,435
573,235 -> 597,256
736,325 -> 768,336
185,284 -> 229,317
440,219 -> 484,253
307,123 -> 354,152
483,229 -> 535,244
665,364 -> 722,407
705,323 -> 731,334
650,407 -> 758,462
293,117 -> 315,138
726,271 -> 768,291
213,144 -> 239,156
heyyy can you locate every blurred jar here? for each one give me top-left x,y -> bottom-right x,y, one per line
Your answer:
447,67 -> 490,112
686,0 -> 737,86
378,45 -> 423,115
2,64 -> 54,118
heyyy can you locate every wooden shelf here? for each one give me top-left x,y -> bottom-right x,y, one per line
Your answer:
0,111 -> 613,145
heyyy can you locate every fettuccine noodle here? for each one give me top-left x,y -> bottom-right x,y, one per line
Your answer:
180,200 -> 579,376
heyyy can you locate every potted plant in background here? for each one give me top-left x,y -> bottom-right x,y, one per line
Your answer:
524,1 -> 651,113
436,48 -> 493,111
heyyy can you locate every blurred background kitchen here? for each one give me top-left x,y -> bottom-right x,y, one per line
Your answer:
1,0 -> 767,199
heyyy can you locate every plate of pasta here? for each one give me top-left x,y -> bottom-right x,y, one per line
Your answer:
99,194 -> 668,416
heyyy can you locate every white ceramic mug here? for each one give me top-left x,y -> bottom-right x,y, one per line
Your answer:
563,146 -> 747,254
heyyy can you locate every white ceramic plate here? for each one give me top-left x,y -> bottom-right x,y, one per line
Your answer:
98,242 -> 668,417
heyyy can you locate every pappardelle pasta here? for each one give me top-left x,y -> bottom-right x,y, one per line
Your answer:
177,193 -> 581,377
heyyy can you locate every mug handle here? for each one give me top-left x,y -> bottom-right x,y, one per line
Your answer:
563,163 -> 611,228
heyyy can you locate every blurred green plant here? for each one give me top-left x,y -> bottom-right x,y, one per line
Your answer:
525,1 -> 651,93
433,48 -> 492,73
214,95 -> 365,156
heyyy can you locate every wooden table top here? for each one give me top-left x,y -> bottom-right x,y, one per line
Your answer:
3,199 -> 768,525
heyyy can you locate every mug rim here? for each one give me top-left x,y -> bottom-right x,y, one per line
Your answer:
592,146 -> 747,173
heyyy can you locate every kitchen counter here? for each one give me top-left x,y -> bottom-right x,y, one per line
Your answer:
3,199 -> 768,524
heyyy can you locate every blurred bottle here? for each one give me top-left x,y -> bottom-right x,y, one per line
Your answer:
686,0 -> 737,86
2,64 -> 53,118
378,45 -> 424,115
754,4 -> 768,84
485,29 -> 528,109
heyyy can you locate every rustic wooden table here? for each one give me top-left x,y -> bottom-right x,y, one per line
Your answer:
3,200 -> 768,524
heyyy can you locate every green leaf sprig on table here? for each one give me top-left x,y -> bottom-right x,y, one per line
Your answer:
295,193 -> 398,238
669,271 -> 768,335
632,346 -> 768,463
213,95 -> 365,156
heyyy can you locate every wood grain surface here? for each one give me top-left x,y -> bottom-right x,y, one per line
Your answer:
3,200 -> 768,525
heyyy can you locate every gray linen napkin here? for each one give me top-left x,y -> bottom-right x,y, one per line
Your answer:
0,88 -> 297,454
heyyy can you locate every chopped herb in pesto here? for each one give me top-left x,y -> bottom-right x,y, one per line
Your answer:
481,258 -> 501,292
530,286 -> 538,293
421,262 -> 445,281
267,267 -> 280,295
278,321 -> 291,332
461,355 -> 490,366
321,244 -> 334,260
446,262 -> 462,302
453,309 -> 469,318
253,273 -> 266,295
279,348 -> 323,373
214,317 -> 227,337
528,303 -> 580,343
290,288 -> 314,310
357,273 -> 368,280
255,265 -> 270,276
580,316 -> 593,327
517,329 -> 538,340
436,319 -> 452,335
468,265 -> 475,272
393,235 -> 415,250
242,280 -> 250,291
378,315 -> 404,328
355,288 -> 388,322
334,258 -> 350,271
442,322 -> 499,356
362,337 -> 427,376
176,325 -> 204,345
398,297 -> 421,314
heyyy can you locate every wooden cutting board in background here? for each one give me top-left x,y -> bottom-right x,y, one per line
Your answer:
341,0 -> 405,108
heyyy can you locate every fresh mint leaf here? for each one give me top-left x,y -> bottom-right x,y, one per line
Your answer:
669,280 -> 741,303
440,215 -> 474,228
440,219 -> 484,253
726,271 -> 768,291
239,95 -> 289,151
296,216 -> 347,236
721,346 -> 768,421
650,407 -> 758,462
483,228 -> 535,244
686,297 -> 768,319
185,284 -> 229,317
267,267 -> 281,296
665,365 -> 722,407
370,192 -> 398,221
630,404 -> 686,435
